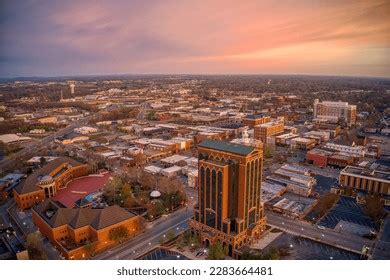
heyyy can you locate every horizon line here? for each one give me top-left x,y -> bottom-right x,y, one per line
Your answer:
1,72 -> 390,81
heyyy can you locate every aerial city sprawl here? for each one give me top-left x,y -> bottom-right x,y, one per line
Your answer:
0,75 -> 389,260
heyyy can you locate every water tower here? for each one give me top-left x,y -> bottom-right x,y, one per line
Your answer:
69,83 -> 75,95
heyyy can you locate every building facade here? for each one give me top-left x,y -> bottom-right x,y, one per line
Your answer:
14,157 -> 90,209
313,99 -> 357,126
254,118 -> 284,143
189,140 -> 266,258
242,115 -> 271,128
339,166 -> 390,205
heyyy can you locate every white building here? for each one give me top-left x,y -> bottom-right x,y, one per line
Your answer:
313,99 -> 356,126
160,154 -> 189,167
324,143 -> 365,158
144,165 -> 162,175
74,126 -> 98,135
161,165 -> 182,178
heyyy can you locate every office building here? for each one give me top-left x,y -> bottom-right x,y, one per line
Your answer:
313,99 -> 357,126
242,115 -> 271,128
189,140 -> 266,258
254,118 -> 284,143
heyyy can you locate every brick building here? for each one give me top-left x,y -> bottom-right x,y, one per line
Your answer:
189,140 -> 266,258
254,118 -> 284,143
14,157 -> 90,209
32,199 -> 141,259
242,115 -> 271,128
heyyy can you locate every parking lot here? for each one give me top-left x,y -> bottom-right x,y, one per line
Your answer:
318,196 -> 376,230
314,175 -> 337,194
264,233 -> 360,260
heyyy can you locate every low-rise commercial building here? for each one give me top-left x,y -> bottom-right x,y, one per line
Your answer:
303,130 -> 330,143
37,116 -> 58,124
266,164 -> 316,197
290,137 -> 316,150
306,148 -> 333,167
339,166 -> 390,205
324,143 -> 365,158
161,165 -> 182,178
74,126 -> 98,135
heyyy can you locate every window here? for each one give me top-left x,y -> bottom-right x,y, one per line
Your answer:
200,167 -> 205,223
217,171 -> 223,231
206,210 -> 216,228
211,170 -> 216,210
206,168 -> 211,208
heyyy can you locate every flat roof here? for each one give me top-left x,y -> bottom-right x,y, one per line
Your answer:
0,134 -> 32,144
162,165 -> 182,173
292,137 -> 315,143
144,165 -> 162,173
243,114 -> 266,120
257,120 -> 283,128
341,166 -> 390,182
161,154 -> 189,164
198,139 -> 255,156
307,148 -> 333,156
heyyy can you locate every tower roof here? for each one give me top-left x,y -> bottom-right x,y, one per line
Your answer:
198,139 -> 255,156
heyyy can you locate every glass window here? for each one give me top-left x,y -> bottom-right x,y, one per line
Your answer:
206,168 -> 210,208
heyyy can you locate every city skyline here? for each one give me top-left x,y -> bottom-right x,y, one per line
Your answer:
0,0 -> 389,78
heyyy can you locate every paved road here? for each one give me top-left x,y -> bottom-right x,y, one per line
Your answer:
0,123 -> 80,173
305,164 -> 340,179
372,217 -> 390,260
0,104 -> 137,174
4,201 -> 61,259
266,211 -> 374,255
94,207 -> 193,260
0,111 -> 99,174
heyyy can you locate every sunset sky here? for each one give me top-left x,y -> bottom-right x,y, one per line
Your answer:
0,0 -> 389,78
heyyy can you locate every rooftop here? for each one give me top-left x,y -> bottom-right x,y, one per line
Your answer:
243,114 -> 266,120
341,166 -> 390,182
257,119 -> 283,128
161,154 -> 189,164
307,148 -> 334,156
15,157 -> 84,194
0,134 -> 32,144
33,199 -> 136,230
198,139 -> 255,156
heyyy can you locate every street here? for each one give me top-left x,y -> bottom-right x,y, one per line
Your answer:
266,211 -> 374,255
94,207 -> 193,260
